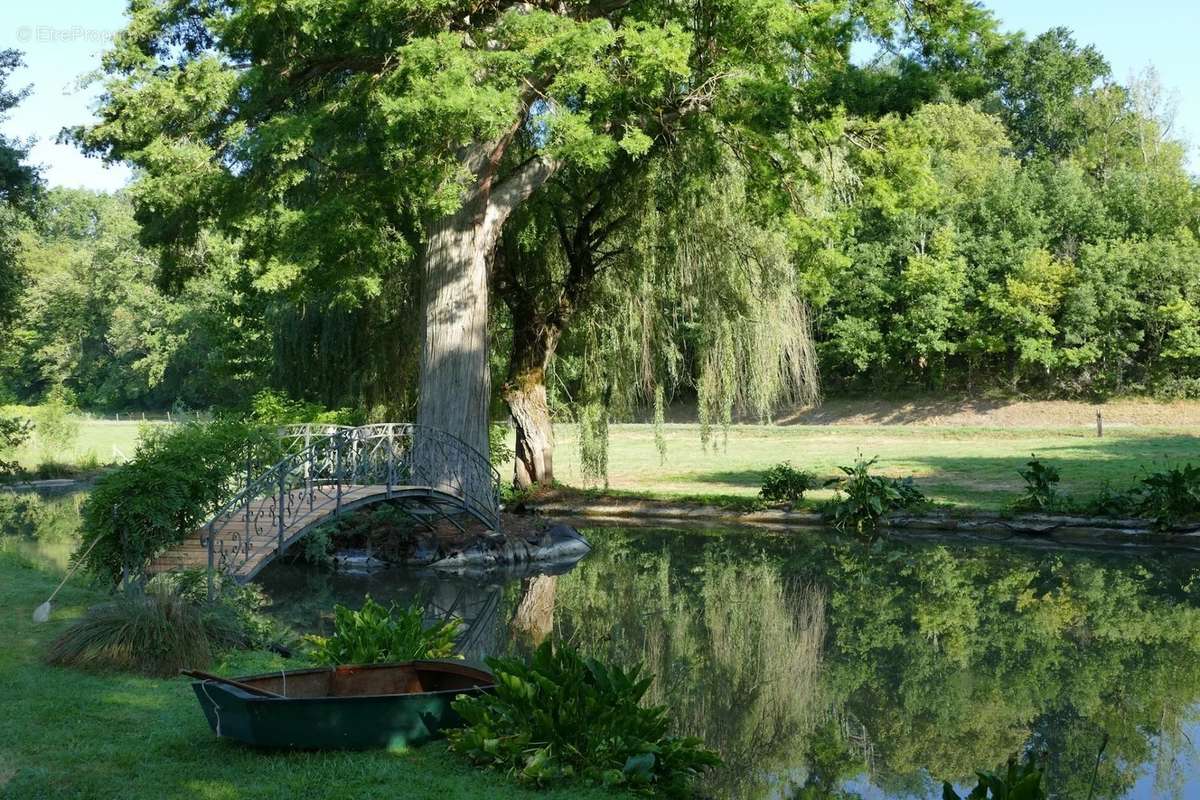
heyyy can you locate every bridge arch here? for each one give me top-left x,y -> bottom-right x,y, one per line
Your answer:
146,423 -> 501,583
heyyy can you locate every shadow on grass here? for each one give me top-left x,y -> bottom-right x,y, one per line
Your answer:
680,433 -> 1200,502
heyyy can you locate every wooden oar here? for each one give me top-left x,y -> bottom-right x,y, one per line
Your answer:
180,670 -> 285,698
33,535 -> 105,623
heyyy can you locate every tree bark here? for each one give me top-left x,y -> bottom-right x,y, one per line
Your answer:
416,144 -> 559,471
502,318 -> 561,489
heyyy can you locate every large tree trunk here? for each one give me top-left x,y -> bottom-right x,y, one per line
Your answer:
416,143 -> 559,470
502,319 -> 561,489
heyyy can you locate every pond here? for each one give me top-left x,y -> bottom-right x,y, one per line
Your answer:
6,489 -> 1200,799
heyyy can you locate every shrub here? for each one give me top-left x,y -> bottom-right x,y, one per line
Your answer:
0,414 -> 32,478
306,596 -> 460,665
942,753 -> 1046,799
34,387 -> 81,461
1014,456 -> 1060,512
449,641 -> 720,797
489,422 -> 515,468
46,584 -> 243,677
759,462 -> 818,504
1135,463 -> 1200,531
249,388 -> 361,426
77,420 -> 282,583
149,569 -> 285,650
824,456 -> 926,536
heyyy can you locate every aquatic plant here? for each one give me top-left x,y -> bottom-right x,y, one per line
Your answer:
825,456 -> 926,535
306,596 -> 460,665
759,462 -> 818,504
942,753 -> 1047,799
448,641 -> 721,797
1014,456 -> 1061,511
46,584 -> 242,677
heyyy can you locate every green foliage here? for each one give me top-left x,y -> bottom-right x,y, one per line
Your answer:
1014,456 -> 1061,512
0,412 -> 32,478
489,422 -> 515,468
149,568 -> 286,650
942,754 -> 1047,800
448,641 -> 720,796
305,596 -> 460,666
1133,463 -> 1200,531
759,462 -> 818,505
248,389 -> 360,426
77,420 -> 281,583
577,402 -> 609,489
46,583 -> 243,677
32,386 -> 80,460
825,457 -> 926,535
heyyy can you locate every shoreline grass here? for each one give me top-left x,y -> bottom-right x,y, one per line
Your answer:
0,554 -> 625,800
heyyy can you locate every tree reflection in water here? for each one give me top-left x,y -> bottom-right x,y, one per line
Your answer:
548,529 -> 1200,800
257,526 -> 1200,800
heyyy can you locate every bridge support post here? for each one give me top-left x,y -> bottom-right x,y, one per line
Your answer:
386,435 -> 395,499
206,521 -> 215,600
277,468 -> 285,553
335,433 -> 343,516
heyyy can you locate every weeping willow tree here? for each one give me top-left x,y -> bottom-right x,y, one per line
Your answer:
268,277 -> 421,420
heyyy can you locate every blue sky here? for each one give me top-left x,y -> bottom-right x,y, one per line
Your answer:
0,0 -> 1197,192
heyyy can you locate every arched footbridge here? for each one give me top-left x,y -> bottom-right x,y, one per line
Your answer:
146,424 -> 501,582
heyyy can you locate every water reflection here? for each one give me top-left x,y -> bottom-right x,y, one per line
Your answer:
259,527 -> 1200,800
0,490 -> 85,571
8,486 -> 1200,799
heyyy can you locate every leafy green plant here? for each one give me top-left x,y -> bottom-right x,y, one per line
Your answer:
824,456 -> 926,536
249,388 -> 361,426
1014,456 -> 1060,511
46,583 -> 243,677
306,596 -> 460,665
489,422 -> 515,467
0,413 -> 32,478
76,420 -> 282,582
33,387 -> 81,461
759,462 -> 818,505
942,753 -> 1046,800
149,569 -> 287,650
448,641 -> 721,797
1134,463 -> 1200,531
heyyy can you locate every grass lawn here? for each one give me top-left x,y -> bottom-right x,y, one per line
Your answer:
0,553 -> 622,800
546,423 -> 1200,511
6,404 -> 1199,511
2,406 -> 158,471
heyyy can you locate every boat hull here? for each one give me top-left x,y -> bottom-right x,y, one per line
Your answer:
189,660 -> 492,750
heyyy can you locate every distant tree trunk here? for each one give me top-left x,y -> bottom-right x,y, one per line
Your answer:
416,140 -> 559,472
502,315 -> 562,489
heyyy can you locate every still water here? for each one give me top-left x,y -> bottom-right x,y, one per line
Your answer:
7,490 -> 1200,799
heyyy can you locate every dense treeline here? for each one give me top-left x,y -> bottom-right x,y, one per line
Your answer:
0,26 -> 1197,414
809,31 -> 1200,397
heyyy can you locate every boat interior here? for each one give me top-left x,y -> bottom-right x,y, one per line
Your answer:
232,663 -> 493,699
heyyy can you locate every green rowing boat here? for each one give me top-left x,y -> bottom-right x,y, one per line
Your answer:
187,660 -> 493,750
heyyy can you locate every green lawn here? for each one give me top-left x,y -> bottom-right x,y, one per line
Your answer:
2,406 -> 159,471
0,553 -> 621,800
545,422 -> 1200,510
6,407 -> 1199,511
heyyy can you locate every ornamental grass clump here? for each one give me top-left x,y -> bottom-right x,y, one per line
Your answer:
448,641 -> 721,797
46,584 -> 242,677
306,596 -> 461,665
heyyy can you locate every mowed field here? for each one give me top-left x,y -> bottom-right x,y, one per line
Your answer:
548,422 -> 1200,510
5,400 -> 1199,511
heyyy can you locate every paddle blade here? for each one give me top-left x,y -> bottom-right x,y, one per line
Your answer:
33,601 -> 52,623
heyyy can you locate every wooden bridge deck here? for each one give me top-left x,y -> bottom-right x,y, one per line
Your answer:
146,484 -> 395,579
